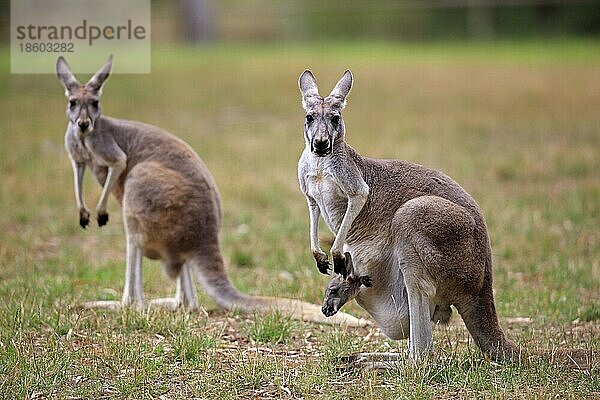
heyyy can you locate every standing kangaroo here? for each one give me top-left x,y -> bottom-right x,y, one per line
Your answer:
55,55 -> 366,327
297,69 -> 518,362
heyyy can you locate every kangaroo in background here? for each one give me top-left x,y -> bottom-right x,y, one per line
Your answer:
297,69 -> 518,362
55,55 -> 367,327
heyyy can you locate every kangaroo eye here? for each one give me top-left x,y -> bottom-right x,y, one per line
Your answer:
69,100 -> 77,109
305,114 -> 314,124
91,100 -> 99,108
331,115 -> 340,126
329,288 -> 338,296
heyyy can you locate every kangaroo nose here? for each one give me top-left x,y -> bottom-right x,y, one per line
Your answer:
322,305 -> 335,317
78,121 -> 90,131
313,139 -> 330,155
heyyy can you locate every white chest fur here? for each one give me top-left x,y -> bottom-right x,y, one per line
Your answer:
304,159 -> 348,234
65,127 -> 92,163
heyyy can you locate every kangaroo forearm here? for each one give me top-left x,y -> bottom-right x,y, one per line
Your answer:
96,159 -> 125,213
306,197 -> 332,274
72,160 -> 87,210
308,202 -> 322,253
331,192 -> 367,253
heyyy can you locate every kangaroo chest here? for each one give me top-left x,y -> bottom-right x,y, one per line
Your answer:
65,129 -> 109,185
65,129 -> 93,163
305,169 -> 347,234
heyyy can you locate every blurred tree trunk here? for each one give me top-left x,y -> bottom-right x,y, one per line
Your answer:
0,0 -> 9,43
181,0 -> 216,43
467,0 -> 494,39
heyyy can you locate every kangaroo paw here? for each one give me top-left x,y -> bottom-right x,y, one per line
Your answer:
97,212 -> 109,227
79,209 -> 90,229
313,252 -> 331,275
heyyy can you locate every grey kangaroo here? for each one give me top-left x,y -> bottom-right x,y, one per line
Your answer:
297,69 -> 518,362
55,55 -> 367,327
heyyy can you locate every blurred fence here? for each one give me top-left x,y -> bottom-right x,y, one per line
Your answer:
176,0 -> 599,43
2,0 -> 599,44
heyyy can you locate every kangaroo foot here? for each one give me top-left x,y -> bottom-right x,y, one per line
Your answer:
79,300 -> 124,310
148,297 -> 199,311
79,299 -> 146,311
335,352 -> 403,372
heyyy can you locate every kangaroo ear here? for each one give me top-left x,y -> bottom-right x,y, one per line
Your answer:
329,70 -> 353,107
86,55 -> 113,93
56,56 -> 81,95
298,70 -> 320,110
342,251 -> 355,279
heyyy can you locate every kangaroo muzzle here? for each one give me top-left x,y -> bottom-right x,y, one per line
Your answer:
312,138 -> 331,156
78,119 -> 90,132
322,297 -> 341,317
321,304 -> 338,317
77,108 -> 92,134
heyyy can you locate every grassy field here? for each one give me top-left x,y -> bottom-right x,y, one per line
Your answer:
0,40 -> 598,398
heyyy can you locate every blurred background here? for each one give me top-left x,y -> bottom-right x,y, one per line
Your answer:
179,0 -> 600,43
2,0 -> 600,44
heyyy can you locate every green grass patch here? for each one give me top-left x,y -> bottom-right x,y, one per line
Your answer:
244,312 -> 296,345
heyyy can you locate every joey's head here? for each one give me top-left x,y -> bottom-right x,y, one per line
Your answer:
322,252 -> 372,317
322,274 -> 372,317
56,55 -> 113,136
298,70 -> 353,157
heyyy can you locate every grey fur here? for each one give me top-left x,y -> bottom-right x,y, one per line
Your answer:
298,70 -> 518,362
322,252 -> 372,317
55,56 -> 368,327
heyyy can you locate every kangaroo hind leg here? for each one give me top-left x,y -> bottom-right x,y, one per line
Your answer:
120,216 -> 145,309
79,215 -> 144,311
148,262 -> 199,310
393,241 -> 435,362
393,202 -> 443,362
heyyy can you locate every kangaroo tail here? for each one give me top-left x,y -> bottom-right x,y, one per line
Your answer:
457,252 -> 520,362
188,250 -> 369,328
